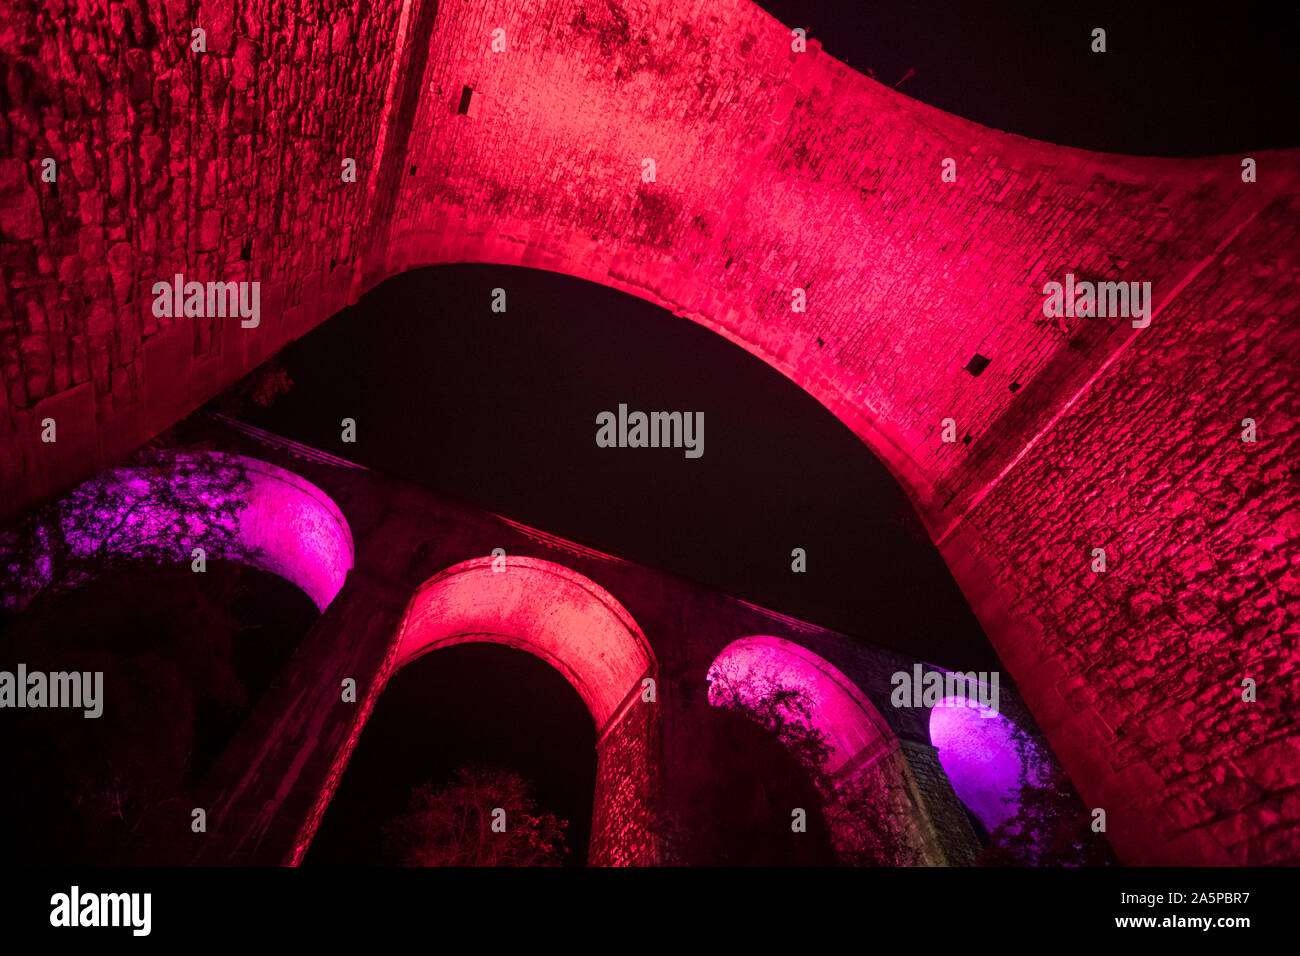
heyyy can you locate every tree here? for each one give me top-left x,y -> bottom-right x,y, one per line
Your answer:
975,725 -> 1117,866
211,357 -> 294,417
1,451 -> 258,612
707,673 -> 920,866
383,765 -> 568,867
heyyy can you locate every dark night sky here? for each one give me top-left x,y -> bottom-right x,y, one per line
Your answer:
231,2 -> 1295,862
757,0 -> 1297,156
239,263 -> 983,667
306,645 -> 597,866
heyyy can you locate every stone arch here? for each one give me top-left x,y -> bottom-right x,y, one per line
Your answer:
378,555 -> 658,865
706,635 -> 896,775
928,696 -> 1049,836
706,635 -> 975,865
3,0 -> 1294,865
1,451 -> 353,613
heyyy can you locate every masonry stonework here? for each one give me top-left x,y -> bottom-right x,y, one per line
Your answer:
2,0 -> 1296,864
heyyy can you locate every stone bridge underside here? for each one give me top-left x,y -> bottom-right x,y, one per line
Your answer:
1,0 -> 1297,863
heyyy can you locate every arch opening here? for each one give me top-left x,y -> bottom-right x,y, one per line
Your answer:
0,451 -> 350,863
706,635 -> 895,774
304,555 -> 658,866
705,635 -> 927,866
928,696 -> 1050,836
303,642 -> 598,866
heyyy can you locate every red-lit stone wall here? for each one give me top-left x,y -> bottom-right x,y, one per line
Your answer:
589,693 -> 659,866
1,0 -> 400,500
2,0 -> 1296,864
940,192 -> 1300,865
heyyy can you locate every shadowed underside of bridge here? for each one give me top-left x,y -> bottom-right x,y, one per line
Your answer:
1,0 -> 1296,864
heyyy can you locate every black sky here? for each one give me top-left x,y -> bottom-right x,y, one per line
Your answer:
237,263 -> 990,668
757,0 -> 1298,156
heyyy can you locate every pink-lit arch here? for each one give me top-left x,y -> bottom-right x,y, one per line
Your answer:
706,636 -> 981,865
2,451 -> 353,612
706,635 -> 954,863
706,635 -> 895,774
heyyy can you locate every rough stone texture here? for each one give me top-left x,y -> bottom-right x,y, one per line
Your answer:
1,0 -> 1296,864
940,192 -> 1300,865
895,740 -> 980,867
590,693 -> 658,866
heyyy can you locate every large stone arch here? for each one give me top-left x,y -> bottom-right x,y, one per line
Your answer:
0,451 -> 354,613
302,555 -> 658,866
706,635 -> 977,865
2,0 -> 1295,864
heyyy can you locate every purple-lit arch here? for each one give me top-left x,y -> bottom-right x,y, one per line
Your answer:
3,451 -> 353,612
705,635 -> 895,774
928,697 -> 1048,834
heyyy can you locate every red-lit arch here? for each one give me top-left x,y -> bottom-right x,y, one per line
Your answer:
395,555 -> 654,728
300,555 -> 658,866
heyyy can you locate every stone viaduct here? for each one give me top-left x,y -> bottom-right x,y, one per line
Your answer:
9,420 -> 1052,864
0,0 -> 1296,863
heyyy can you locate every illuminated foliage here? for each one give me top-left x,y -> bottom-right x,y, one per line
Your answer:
384,765 -> 568,867
709,672 -> 920,866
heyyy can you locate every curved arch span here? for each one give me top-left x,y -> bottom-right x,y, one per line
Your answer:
706,635 -> 896,775
395,555 -> 654,729
306,555 -> 660,865
1,451 -> 354,613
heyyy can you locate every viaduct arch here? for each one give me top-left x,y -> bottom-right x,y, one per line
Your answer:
1,0 -> 1296,864
0,450 -> 353,613
708,635 -> 971,865
296,555 -> 658,865
708,636 -> 896,777
930,696 -> 1048,838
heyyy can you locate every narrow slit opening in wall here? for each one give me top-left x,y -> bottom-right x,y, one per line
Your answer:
457,85 -> 474,115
